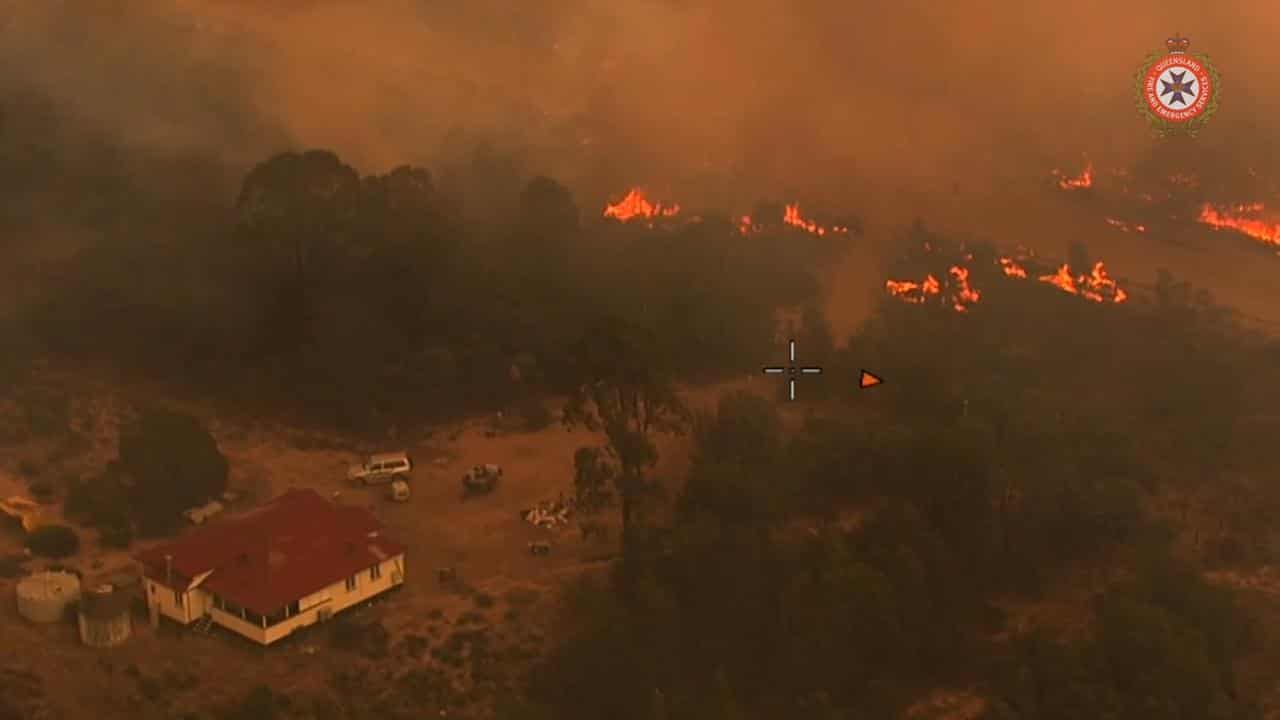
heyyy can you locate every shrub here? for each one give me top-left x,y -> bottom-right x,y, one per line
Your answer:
514,395 -> 553,431
99,522 -> 134,549
25,525 -> 79,558
27,480 -> 54,501
65,475 -> 131,531
0,555 -> 26,578
223,685 -> 278,720
329,617 -> 389,658
20,389 -> 70,438
117,409 -> 228,536
503,587 -> 542,607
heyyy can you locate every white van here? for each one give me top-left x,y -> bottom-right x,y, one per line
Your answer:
347,451 -> 412,485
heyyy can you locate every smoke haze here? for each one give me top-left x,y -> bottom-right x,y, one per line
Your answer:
4,0 -> 1279,329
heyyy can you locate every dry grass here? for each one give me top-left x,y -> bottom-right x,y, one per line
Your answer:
902,689 -> 988,720
0,370 -> 663,717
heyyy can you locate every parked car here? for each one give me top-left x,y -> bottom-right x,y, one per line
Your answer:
462,464 -> 502,495
348,451 -> 412,485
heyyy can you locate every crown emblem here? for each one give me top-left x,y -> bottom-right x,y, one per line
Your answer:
1166,34 -> 1191,53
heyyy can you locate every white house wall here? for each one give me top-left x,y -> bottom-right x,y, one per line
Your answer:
188,588 -> 212,619
261,553 -> 405,645
210,606 -> 267,643
142,554 -> 404,645
143,577 -> 191,624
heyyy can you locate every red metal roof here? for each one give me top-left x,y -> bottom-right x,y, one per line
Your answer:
135,489 -> 406,616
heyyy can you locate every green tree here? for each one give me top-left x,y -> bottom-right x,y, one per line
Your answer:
1097,595 -> 1224,719
573,446 -> 616,512
24,525 -> 79,558
234,150 -> 362,355
235,150 -> 362,284
118,410 -> 229,536
519,175 -> 580,245
779,537 -> 903,706
693,391 -> 782,469
563,317 -> 688,555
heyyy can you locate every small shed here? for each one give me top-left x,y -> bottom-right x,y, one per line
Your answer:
78,584 -> 132,648
16,570 -> 81,623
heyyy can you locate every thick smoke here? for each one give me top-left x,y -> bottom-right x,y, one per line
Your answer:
4,0 -> 1279,327
7,1 -> 1278,192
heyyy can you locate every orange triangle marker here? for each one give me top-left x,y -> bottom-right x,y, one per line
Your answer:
859,370 -> 883,389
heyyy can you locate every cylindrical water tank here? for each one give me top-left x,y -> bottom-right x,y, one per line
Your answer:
16,570 -> 81,623
78,583 -> 132,648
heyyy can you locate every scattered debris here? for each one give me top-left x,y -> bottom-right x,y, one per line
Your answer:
521,497 -> 573,529
182,500 -> 224,525
528,541 -> 551,556
0,497 -> 42,532
388,479 -> 411,502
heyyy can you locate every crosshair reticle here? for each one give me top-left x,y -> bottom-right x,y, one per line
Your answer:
763,339 -> 822,400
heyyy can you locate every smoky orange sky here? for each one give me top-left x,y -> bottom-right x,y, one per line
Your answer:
7,1 -> 1278,191
4,0 -> 1280,330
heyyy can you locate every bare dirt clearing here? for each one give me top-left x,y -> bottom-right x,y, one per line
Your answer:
0,374 -> 775,717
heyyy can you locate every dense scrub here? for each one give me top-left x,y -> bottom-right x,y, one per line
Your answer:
510,229 -> 1278,719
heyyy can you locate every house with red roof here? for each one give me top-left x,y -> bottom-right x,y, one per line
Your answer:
134,488 -> 406,645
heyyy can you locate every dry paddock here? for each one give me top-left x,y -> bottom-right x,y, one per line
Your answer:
0,386 -> 732,718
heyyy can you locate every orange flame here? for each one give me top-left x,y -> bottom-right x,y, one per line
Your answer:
1197,203 -> 1280,247
783,203 -> 847,236
885,268 -> 978,312
999,257 -> 1028,278
603,188 -> 680,222
948,266 -> 980,312
1054,162 -> 1093,190
888,255 -> 1126,311
1037,262 -> 1127,303
885,275 -> 941,304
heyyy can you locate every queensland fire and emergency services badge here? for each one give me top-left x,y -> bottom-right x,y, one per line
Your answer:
1135,34 -> 1220,137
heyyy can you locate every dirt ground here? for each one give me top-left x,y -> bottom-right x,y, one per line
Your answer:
4,369 -> 1276,718
0,373 -> 777,718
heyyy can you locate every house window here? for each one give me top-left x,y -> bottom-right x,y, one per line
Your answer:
370,563 -> 382,581
345,575 -> 358,592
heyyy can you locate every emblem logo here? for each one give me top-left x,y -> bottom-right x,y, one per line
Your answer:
1134,34 -> 1220,137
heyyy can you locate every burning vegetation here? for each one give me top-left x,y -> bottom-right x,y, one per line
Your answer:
887,252 -> 1127,311
782,203 -> 850,236
1038,262 -> 1128,303
602,188 -> 680,222
605,189 -> 850,236
1197,202 -> 1280,249
1047,158 -> 1280,255
1053,161 -> 1094,190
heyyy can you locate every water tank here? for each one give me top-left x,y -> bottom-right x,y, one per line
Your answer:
78,584 -> 132,648
16,570 -> 81,623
